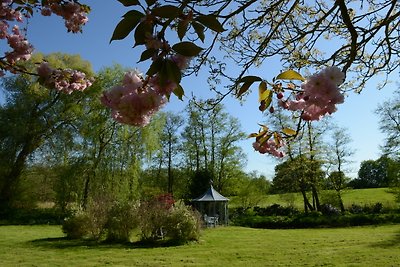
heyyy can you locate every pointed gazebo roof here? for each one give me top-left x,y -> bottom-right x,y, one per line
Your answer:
192,185 -> 229,202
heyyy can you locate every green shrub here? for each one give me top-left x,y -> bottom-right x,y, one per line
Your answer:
62,212 -> 90,239
138,199 -> 170,241
164,204 -> 202,243
105,201 -> 139,242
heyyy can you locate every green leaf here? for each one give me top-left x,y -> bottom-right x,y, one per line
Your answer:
147,58 -> 163,76
152,5 -> 181,19
196,15 -> 225,33
276,70 -> 305,81
282,128 -> 297,136
117,0 -> 140,6
110,10 -> 144,43
177,20 -> 189,41
173,84 -> 185,101
172,42 -> 203,57
239,75 -> 262,84
258,81 -> 272,107
192,22 -> 205,42
164,59 -> 182,84
236,82 -> 252,98
138,48 -> 157,62
134,22 -> 153,46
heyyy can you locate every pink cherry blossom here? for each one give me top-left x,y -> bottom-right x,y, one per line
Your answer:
283,66 -> 345,121
253,139 -> 285,158
36,62 -> 93,94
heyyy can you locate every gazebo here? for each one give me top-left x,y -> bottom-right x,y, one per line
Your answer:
192,185 -> 229,226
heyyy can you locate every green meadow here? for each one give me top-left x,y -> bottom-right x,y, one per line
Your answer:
230,188 -> 398,209
1,225 -> 400,266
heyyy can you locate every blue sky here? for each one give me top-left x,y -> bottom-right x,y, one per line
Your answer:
2,1 -> 398,179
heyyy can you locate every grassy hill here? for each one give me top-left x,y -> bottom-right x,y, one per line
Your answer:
230,188 -> 398,209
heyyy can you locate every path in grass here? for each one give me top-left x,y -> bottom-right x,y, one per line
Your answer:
1,225 -> 399,266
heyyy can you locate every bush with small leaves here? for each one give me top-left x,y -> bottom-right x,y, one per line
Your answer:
62,212 -> 90,239
320,204 -> 341,216
164,203 -> 202,243
105,201 -> 140,242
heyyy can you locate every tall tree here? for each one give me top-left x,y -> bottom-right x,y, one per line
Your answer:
154,111 -> 184,195
325,126 -> 354,212
182,101 -> 246,194
266,109 -> 328,211
376,87 -> 400,158
0,53 -> 94,211
353,156 -> 400,189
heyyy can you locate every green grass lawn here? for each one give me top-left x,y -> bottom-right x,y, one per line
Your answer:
1,225 -> 400,266
230,188 -> 398,210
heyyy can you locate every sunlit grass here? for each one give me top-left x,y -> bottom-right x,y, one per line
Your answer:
1,225 -> 400,266
231,188 -> 398,209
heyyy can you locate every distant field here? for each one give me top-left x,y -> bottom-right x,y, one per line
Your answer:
230,188 -> 398,209
1,225 -> 399,266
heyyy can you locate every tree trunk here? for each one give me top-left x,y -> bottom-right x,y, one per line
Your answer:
0,137 -> 38,212
300,188 -> 313,213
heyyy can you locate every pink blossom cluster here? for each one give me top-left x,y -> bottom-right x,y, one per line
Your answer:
281,66 -> 345,121
41,0 -> 89,33
252,139 -> 285,158
1,1 -> 32,66
101,55 -> 191,127
101,70 -> 173,127
37,62 -> 93,94
4,26 -> 33,64
1,0 -> 89,77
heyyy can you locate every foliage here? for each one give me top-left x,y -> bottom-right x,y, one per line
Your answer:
234,173 -> 270,210
0,53 -> 94,211
232,208 -> 400,229
105,201 -> 139,242
253,204 -> 299,217
61,195 -> 201,244
350,156 -> 400,189
62,212 -> 90,239
163,203 -> 202,243
376,87 -> 400,158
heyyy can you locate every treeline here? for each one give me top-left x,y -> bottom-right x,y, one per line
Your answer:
1,53 -> 400,217
0,53 -> 264,214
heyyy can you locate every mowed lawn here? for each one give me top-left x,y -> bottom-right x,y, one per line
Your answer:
1,225 -> 400,266
230,188 -> 398,209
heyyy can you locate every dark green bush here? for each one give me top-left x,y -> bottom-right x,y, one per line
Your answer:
0,208 -> 67,225
254,204 -> 300,216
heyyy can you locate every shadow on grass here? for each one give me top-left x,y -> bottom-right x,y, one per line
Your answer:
370,230 -> 400,248
29,237 -> 189,250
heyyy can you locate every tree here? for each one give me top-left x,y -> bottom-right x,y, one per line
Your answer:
0,53 -> 94,211
155,112 -> 184,195
352,156 -> 400,189
181,101 -> 246,194
376,87 -> 400,158
272,155 -> 324,213
2,1 -> 400,159
266,109 -> 328,211
325,126 -> 354,212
